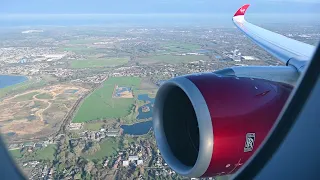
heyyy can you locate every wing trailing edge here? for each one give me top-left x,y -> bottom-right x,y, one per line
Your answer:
232,4 -> 316,66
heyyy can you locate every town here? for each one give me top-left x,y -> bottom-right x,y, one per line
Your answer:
0,23 -> 319,180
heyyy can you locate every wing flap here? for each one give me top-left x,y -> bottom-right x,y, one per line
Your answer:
233,4 -> 316,64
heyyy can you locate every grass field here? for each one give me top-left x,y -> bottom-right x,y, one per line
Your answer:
35,93 -> 53,100
139,54 -> 209,64
13,92 -> 39,101
34,145 -> 56,161
10,149 -> 23,159
163,42 -> 201,52
72,77 -> 141,123
58,46 -> 91,53
71,58 -> 129,68
84,122 -> 105,131
9,145 -> 56,161
85,138 -> 119,160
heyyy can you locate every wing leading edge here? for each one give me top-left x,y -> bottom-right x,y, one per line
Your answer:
233,4 -> 316,65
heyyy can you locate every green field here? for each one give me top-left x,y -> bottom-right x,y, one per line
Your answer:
34,145 -> 56,161
71,58 -> 129,68
163,42 -> 201,52
84,122 -> 105,131
9,145 -> 56,161
12,92 -> 39,101
35,93 -> 53,100
10,149 -> 23,159
139,54 -> 209,64
72,77 -> 141,123
58,46 -> 91,53
85,138 -> 119,160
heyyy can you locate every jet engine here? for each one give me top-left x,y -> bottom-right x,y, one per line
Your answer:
153,73 -> 292,177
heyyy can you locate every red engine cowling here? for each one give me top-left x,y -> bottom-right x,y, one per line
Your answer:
153,73 -> 292,177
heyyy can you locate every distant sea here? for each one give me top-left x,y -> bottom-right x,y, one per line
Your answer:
0,75 -> 27,89
0,13 -> 319,27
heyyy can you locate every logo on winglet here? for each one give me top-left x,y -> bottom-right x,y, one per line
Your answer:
240,8 -> 246,14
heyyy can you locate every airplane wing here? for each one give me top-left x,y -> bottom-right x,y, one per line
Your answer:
232,4 -> 316,65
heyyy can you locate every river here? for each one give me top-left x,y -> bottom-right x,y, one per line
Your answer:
0,75 -> 28,88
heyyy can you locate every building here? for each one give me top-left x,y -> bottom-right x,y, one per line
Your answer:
137,160 -> 143,166
241,56 -> 256,61
68,123 -> 83,130
104,159 -> 109,167
128,156 -> 139,161
105,132 -> 118,137
123,161 -> 129,167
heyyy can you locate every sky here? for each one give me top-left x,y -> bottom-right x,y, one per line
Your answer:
1,0 -> 320,14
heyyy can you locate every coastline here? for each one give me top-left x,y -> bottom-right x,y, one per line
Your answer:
0,75 -> 29,89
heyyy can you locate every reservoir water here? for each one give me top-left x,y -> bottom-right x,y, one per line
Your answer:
136,94 -> 155,120
121,121 -> 153,135
138,94 -> 155,104
0,75 -> 28,88
121,94 -> 155,135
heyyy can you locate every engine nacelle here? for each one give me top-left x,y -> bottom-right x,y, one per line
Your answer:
153,73 -> 292,177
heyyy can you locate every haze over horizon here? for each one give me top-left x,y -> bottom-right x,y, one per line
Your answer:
1,0 -> 320,14
1,0 -> 319,27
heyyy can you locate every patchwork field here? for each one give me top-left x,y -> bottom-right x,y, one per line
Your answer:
72,77 -> 141,123
0,85 -> 88,142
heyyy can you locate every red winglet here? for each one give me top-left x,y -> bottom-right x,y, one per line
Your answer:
233,4 -> 250,17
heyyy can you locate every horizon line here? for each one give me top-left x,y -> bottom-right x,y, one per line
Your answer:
1,12 -> 320,16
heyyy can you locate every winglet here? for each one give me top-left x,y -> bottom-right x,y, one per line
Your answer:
233,4 -> 250,17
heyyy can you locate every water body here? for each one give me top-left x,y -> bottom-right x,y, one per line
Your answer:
0,75 -> 27,89
64,89 -> 79,94
137,94 -> 155,120
6,132 -> 16,137
137,104 -> 153,120
121,121 -> 153,135
138,94 -> 155,104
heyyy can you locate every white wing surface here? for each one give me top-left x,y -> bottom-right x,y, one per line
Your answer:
232,4 -> 316,64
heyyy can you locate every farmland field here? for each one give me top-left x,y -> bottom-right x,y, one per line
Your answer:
70,57 -> 129,68
72,77 -> 141,122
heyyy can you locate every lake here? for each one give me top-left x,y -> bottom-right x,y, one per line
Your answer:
138,94 -> 155,104
121,121 -> 153,135
137,94 -> 155,120
137,104 -> 153,120
0,75 -> 28,89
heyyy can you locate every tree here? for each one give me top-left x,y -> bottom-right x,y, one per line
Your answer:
84,142 -> 100,155
84,161 -> 95,174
